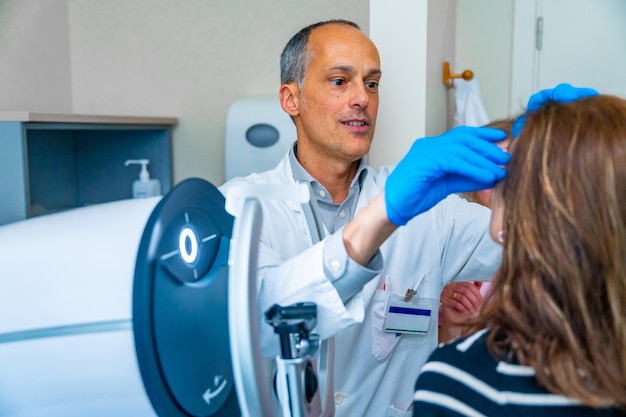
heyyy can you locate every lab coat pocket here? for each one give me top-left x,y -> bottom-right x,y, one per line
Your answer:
371,290 -> 401,361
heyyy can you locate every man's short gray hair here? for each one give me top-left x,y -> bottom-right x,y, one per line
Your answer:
280,19 -> 360,87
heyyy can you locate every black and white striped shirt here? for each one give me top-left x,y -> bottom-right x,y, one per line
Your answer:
413,329 -> 625,417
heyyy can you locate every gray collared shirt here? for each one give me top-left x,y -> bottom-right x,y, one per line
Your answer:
289,143 -> 368,234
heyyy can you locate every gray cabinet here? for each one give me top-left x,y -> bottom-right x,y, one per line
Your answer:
0,112 -> 177,226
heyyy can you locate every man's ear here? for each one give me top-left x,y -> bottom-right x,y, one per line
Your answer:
279,83 -> 300,117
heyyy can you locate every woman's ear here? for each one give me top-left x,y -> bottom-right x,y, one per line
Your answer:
279,83 -> 300,117
489,194 -> 505,245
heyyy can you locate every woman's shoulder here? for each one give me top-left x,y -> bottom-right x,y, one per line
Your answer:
428,328 -> 495,367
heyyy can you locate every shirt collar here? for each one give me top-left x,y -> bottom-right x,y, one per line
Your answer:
289,142 -> 369,192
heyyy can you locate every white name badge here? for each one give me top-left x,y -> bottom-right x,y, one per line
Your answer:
384,297 -> 431,334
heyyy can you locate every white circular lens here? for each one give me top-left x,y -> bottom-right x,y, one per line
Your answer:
179,227 -> 198,264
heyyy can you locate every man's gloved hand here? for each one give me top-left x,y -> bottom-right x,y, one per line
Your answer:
385,126 -> 510,226
512,83 -> 598,136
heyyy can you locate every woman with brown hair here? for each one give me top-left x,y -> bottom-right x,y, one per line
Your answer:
413,89 -> 626,415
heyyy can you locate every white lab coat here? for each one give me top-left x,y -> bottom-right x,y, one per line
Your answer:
220,151 -> 500,417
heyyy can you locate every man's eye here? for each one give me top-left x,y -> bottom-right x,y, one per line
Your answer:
366,81 -> 379,89
332,79 -> 345,86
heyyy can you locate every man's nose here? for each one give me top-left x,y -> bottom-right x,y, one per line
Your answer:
350,81 -> 369,108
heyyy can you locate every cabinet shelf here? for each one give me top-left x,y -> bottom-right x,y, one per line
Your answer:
0,112 -> 177,226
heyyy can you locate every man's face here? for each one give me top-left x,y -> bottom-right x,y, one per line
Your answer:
292,24 -> 381,162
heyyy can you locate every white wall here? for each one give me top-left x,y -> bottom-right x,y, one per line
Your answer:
368,0 -> 464,158
369,0 -> 428,168
0,0 -> 72,112
426,0 -> 456,136
455,0 -> 514,122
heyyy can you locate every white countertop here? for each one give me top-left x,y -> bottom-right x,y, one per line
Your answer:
0,111 -> 178,125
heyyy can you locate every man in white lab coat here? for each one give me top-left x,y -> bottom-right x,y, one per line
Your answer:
220,19 -> 509,417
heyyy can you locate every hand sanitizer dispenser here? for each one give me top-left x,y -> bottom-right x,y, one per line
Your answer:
125,159 -> 162,198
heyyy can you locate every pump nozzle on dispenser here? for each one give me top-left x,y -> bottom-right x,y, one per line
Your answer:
125,159 -> 162,198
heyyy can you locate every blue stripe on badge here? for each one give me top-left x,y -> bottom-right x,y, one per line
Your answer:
388,306 -> 431,316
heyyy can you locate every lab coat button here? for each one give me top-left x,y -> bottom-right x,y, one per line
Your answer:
334,393 -> 344,404
330,259 -> 342,272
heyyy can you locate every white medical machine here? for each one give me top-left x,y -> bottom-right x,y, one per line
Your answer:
0,178 -> 333,417
0,197 -> 160,416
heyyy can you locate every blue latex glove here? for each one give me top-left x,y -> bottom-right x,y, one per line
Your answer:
385,126 -> 510,226
512,83 -> 598,136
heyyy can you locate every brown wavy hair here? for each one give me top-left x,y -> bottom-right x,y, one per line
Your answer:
477,95 -> 626,408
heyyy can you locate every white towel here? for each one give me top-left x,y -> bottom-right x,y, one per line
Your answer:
453,78 -> 489,127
